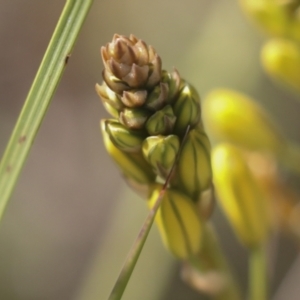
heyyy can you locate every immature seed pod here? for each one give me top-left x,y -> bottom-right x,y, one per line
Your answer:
171,127 -> 212,201
142,135 -> 180,178
203,89 -> 286,156
102,119 -> 144,153
212,144 -> 269,247
148,185 -> 202,259
261,38 -> 300,93
101,120 -> 155,185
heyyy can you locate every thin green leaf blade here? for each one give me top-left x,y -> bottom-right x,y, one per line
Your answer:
0,0 -> 94,219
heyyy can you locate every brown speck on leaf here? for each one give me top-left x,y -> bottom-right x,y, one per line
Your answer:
6,165 -> 12,173
65,54 -> 71,65
18,135 -> 26,144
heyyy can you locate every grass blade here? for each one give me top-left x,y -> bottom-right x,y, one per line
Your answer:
0,0 -> 94,220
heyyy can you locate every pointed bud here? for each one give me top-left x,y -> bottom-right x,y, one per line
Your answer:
121,90 -> 148,107
148,185 -> 202,259
145,105 -> 177,136
102,102 -> 119,119
95,83 -> 124,111
173,82 -> 201,135
101,120 -> 155,185
142,135 -> 180,178
161,69 -> 181,103
119,107 -> 151,130
171,128 -> 212,201
261,39 -> 300,93
144,82 -> 169,111
212,144 -> 269,247
103,119 -> 144,153
203,89 -> 286,156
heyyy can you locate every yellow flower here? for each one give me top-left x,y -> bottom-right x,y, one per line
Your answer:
212,144 -> 269,247
239,0 -> 300,42
203,89 -> 286,156
261,38 -> 300,93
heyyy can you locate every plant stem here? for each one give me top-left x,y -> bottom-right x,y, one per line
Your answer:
248,244 -> 268,300
107,189 -> 163,300
188,224 -> 242,300
0,0 -> 94,220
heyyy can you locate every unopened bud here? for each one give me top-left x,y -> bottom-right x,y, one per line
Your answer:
161,69 -> 181,103
103,119 -> 144,153
148,185 -> 202,259
203,89 -> 286,156
173,82 -> 201,135
145,105 -> 177,136
121,90 -> 148,107
172,128 -> 212,201
261,38 -> 300,93
142,135 -> 180,178
119,107 -> 151,130
144,82 -> 169,111
212,144 -> 269,247
101,120 -> 155,185
95,83 -> 124,117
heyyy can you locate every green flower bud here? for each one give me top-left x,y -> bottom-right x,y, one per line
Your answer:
145,105 -> 177,136
102,119 -> 144,153
121,89 -> 148,107
142,135 -> 180,178
148,184 -> 202,259
171,128 -> 212,201
144,82 -> 169,111
203,89 -> 286,155
102,101 -> 119,119
261,38 -> 300,93
119,107 -> 151,130
173,82 -> 201,135
161,69 -> 181,103
212,144 -> 269,247
95,82 -> 124,113
101,120 -> 155,185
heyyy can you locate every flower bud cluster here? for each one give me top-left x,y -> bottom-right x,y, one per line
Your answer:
97,34 -> 213,259
97,34 -> 211,196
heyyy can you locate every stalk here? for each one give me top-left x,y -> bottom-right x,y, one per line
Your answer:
248,244 -> 268,300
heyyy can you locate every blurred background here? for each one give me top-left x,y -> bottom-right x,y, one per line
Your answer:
0,0 -> 300,299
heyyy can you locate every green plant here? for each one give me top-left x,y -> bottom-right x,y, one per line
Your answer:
1,1 -> 300,300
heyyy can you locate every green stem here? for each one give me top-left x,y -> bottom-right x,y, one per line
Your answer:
189,224 -> 242,300
249,244 -> 268,300
107,189 -> 164,300
0,0 -> 94,220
